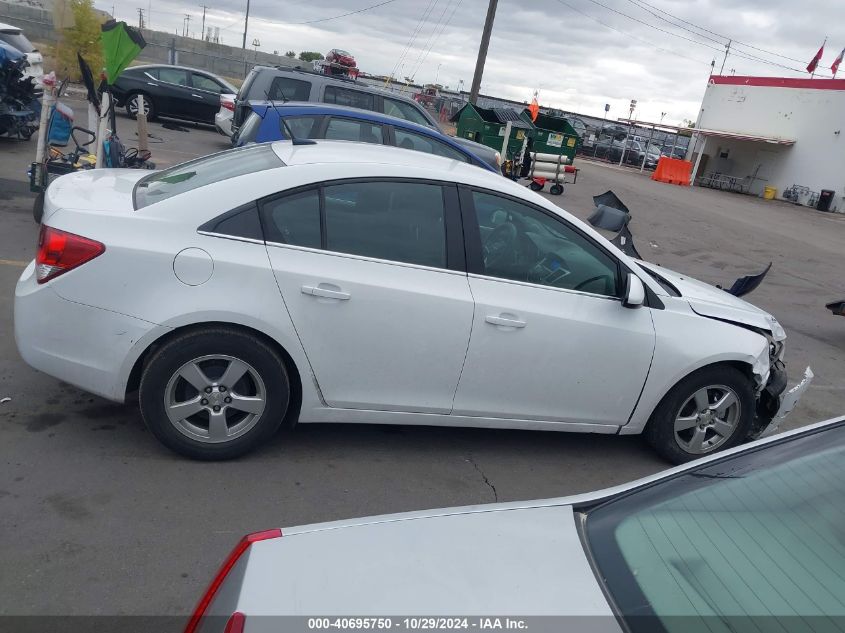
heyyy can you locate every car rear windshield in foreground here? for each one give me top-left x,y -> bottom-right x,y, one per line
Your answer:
585,423 -> 845,633
133,144 -> 283,209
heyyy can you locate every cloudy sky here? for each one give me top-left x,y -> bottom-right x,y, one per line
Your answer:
102,0 -> 845,125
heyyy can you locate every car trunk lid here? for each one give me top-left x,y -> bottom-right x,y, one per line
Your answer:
43,169 -> 147,223
201,505 -> 616,620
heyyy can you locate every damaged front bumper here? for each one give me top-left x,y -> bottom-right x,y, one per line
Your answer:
751,365 -> 814,439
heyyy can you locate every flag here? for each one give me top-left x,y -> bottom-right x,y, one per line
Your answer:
528,95 -> 539,122
100,20 -> 146,84
807,42 -> 824,74
833,47 -> 845,76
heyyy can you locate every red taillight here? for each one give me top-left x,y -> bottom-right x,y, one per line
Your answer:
184,529 -> 282,633
36,225 -> 105,284
220,96 -> 235,111
223,612 -> 245,633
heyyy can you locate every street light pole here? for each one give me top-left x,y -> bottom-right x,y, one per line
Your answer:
469,0 -> 498,105
619,99 -> 636,167
242,0 -> 250,49
594,102 -> 609,158
640,111 -> 664,173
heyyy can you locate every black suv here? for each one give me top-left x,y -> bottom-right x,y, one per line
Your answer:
234,65 -> 501,170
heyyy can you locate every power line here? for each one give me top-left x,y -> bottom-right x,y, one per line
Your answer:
408,0 -> 464,81
553,0 -> 710,67
408,0 -> 454,79
624,0 -> 807,64
582,0 -> 805,73
296,0 -> 402,25
388,0 -> 438,82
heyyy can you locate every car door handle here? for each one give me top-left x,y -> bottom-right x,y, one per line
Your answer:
485,314 -> 526,328
192,93 -> 204,98
301,284 -> 350,300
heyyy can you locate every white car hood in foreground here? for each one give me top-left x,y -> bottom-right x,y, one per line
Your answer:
636,261 -> 784,339
216,505 -> 618,622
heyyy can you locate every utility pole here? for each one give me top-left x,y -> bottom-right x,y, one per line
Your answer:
469,0 -> 498,104
242,0 -> 251,49
137,8 -> 145,29
183,14 -> 190,37
200,5 -> 208,39
719,39 -> 731,75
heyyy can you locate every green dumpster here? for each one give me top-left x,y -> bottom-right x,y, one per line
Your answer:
451,103 -> 535,161
520,110 -> 581,165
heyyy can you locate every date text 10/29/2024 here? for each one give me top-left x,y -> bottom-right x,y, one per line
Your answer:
307,618 -> 529,630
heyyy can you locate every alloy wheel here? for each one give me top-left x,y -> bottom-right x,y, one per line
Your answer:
128,95 -> 151,116
673,384 -> 741,454
164,354 -> 266,444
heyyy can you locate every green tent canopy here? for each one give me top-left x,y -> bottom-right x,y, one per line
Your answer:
100,20 -> 146,85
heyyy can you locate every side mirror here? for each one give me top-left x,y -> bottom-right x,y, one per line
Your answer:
623,273 -> 645,308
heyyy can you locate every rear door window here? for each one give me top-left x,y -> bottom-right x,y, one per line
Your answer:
268,77 -> 311,101
383,97 -> 434,127
323,86 -> 375,111
325,118 -> 384,144
393,129 -> 469,162
324,181 -> 446,268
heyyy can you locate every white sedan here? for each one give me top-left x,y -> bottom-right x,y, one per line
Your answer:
14,141 -> 808,461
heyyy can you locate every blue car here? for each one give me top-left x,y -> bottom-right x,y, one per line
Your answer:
233,101 -> 499,173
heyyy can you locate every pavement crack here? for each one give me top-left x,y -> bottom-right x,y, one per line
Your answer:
466,454 -> 498,502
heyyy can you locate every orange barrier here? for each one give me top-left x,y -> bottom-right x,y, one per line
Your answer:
651,156 -> 692,186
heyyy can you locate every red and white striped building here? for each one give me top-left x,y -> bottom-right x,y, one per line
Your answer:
688,75 -> 845,210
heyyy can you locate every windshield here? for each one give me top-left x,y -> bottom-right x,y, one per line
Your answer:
585,423 -> 845,633
0,30 -> 34,53
133,144 -> 282,209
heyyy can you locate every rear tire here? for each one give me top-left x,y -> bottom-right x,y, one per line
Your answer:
550,184 -> 564,195
125,93 -> 156,121
139,328 -> 289,460
644,365 -> 754,464
33,191 -> 45,223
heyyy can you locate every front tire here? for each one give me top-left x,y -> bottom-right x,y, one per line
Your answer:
139,328 -> 289,460
644,365 -> 754,464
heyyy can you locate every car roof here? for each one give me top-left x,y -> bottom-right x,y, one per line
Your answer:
0,22 -> 22,33
249,101 -> 440,135
247,65 -> 421,103
129,63 -> 222,77
127,64 -> 236,90
269,139 -> 507,185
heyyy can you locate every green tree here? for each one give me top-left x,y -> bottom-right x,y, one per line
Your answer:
53,0 -> 105,81
284,50 -> 296,58
298,51 -> 324,62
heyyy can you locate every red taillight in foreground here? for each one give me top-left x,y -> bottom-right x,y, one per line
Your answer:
36,225 -> 105,284
184,529 -> 282,633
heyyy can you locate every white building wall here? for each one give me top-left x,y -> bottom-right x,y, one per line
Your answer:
694,78 -> 845,210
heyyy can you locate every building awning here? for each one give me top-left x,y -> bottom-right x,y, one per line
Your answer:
696,127 -> 795,145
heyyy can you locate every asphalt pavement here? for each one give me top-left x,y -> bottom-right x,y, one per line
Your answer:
1,106 -> 843,625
